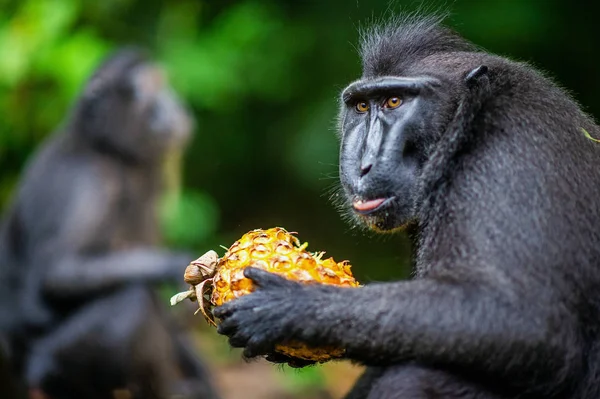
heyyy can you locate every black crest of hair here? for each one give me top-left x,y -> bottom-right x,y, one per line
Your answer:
0,48 -> 219,398
359,13 -> 478,77
212,12 -> 600,399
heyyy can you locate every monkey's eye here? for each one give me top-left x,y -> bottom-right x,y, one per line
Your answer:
355,101 -> 369,113
384,97 -> 402,109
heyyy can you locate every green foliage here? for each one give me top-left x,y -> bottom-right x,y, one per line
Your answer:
0,0 -> 80,86
287,98 -> 341,190
157,1 -> 313,110
160,189 -> 220,250
0,0 -> 110,132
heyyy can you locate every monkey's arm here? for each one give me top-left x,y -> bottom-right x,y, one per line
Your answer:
41,248 -> 190,295
214,268 -> 580,389
23,166 -> 189,297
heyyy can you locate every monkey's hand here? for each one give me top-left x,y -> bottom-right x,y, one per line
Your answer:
265,353 -> 317,368
213,267 -> 336,366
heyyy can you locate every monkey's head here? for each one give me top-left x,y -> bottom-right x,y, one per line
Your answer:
72,48 -> 194,163
337,17 -> 477,232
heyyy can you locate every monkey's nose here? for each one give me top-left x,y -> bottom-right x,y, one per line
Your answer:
360,163 -> 372,177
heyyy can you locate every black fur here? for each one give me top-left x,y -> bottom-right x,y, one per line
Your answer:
0,49 -> 219,399
214,15 -> 600,399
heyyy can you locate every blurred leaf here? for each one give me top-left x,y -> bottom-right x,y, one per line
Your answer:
36,28 -> 111,100
158,1 -> 314,110
160,189 -> 220,249
287,98 -> 340,190
0,0 -> 79,86
454,1 -> 553,50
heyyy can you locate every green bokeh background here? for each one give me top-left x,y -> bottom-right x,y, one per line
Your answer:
1,0 -> 599,396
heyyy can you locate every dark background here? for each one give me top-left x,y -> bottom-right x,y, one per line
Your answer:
0,0 -> 598,396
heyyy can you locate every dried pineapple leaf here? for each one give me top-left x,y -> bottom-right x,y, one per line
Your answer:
170,289 -> 195,306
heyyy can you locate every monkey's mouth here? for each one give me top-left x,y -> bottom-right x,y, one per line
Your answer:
352,197 -> 396,215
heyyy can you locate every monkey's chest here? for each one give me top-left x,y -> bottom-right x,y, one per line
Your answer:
105,178 -> 161,249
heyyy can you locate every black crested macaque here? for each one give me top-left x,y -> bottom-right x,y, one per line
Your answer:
213,15 -> 600,399
0,49 -> 220,399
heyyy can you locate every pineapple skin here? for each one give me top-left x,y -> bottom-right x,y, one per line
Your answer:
211,227 -> 359,362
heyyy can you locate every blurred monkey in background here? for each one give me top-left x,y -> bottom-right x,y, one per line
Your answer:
0,49 -> 220,399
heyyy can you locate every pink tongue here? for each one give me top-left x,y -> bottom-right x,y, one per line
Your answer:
353,198 -> 385,212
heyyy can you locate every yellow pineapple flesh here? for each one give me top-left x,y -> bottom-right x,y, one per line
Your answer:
210,227 -> 360,362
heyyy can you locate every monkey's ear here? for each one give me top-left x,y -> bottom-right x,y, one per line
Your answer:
465,65 -> 488,85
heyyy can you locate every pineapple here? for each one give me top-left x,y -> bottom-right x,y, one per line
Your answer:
170,227 -> 360,363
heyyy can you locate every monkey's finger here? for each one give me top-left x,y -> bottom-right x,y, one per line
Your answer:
212,304 -> 234,319
215,317 -> 238,336
242,338 -> 272,359
228,333 -> 249,348
243,267 -> 293,288
264,353 -> 289,364
265,352 -> 296,364
265,352 -> 316,368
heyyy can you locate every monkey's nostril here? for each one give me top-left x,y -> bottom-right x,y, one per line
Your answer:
360,164 -> 372,177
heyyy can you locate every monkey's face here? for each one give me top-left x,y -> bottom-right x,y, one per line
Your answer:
129,63 -> 194,151
338,76 -> 453,232
78,50 -> 194,162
